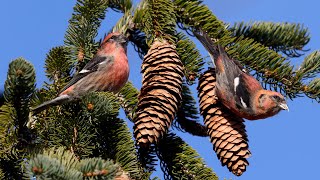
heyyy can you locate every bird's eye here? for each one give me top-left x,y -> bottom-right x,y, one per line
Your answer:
271,95 -> 281,101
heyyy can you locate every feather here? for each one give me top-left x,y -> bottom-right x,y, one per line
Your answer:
60,56 -> 113,93
32,95 -> 70,115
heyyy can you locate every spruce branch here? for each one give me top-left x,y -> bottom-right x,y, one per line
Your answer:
128,29 -> 149,59
127,0 -> 149,58
3,58 -> 36,150
157,132 -> 218,180
108,0 -> 132,12
296,50 -> 320,80
118,82 -> 139,121
138,146 -> 158,175
112,10 -> 134,36
136,0 -> 176,45
111,119 -> 148,179
83,92 -> 147,179
64,0 -> 109,70
0,104 -> 16,157
24,147 -> 118,179
45,46 -> 73,83
0,167 -> 4,179
305,78 -> 320,101
176,32 -> 205,83
0,154 -> 24,179
229,21 -> 310,57
174,82 -> 207,137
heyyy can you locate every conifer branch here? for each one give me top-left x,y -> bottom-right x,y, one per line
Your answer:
3,58 -> 36,152
296,51 -> 320,80
108,0 -> 132,12
127,1 -> 149,58
44,46 -> 72,83
135,0 -> 176,45
118,82 -> 139,121
174,82 -> 207,137
24,147 -> 119,179
64,0 -> 109,70
229,22 -> 310,57
157,133 -> 218,180
176,32 -> 204,83
305,78 -> 320,101
0,105 -> 16,157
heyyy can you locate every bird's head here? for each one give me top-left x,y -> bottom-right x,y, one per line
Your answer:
257,90 -> 289,116
101,32 -> 128,49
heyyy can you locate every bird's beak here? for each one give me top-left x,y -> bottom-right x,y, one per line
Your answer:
279,103 -> 289,111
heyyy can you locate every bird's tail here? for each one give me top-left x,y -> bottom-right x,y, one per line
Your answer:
194,30 -> 246,71
193,30 -> 222,60
31,94 -> 70,115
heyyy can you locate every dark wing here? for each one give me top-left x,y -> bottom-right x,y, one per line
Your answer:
216,48 -> 252,109
234,73 -> 263,110
234,74 -> 252,109
60,55 -> 113,93
231,58 -> 247,73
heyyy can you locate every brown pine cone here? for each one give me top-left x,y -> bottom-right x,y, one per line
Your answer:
198,68 -> 251,176
134,40 -> 183,147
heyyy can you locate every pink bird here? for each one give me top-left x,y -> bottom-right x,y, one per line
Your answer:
33,32 -> 129,114
195,30 -> 288,120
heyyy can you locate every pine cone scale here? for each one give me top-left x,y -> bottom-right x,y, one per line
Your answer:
198,68 -> 251,176
134,40 -> 183,146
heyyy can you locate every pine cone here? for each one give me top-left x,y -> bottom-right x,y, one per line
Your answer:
198,68 -> 251,176
134,40 -> 183,147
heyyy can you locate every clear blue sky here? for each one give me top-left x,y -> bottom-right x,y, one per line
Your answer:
0,1 -> 319,179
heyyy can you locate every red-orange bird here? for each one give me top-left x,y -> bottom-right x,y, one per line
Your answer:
33,32 -> 129,114
195,31 -> 288,120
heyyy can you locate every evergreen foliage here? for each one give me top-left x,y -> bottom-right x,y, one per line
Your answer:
176,33 -> 204,84
174,82 -> 207,137
45,46 -> 73,82
229,22 -> 310,57
0,0 -> 319,179
24,147 -> 118,179
135,0 -> 176,44
157,133 -> 218,180
65,0 -> 109,70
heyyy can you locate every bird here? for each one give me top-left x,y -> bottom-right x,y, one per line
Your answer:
32,32 -> 129,114
194,30 -> 289,120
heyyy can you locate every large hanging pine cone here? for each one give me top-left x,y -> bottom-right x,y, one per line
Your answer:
198,68 -> 251,176
134,40 -> 183,147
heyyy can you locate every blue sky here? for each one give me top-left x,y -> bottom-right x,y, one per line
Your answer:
0,1 -> 319,179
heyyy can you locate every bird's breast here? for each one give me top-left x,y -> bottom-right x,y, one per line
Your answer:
111,58 -> 129,92
77,56 -> 129,94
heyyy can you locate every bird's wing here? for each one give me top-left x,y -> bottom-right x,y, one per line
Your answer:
60,55 -> 114,93
234,73 -> 263,109
233,74 -> 252,109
